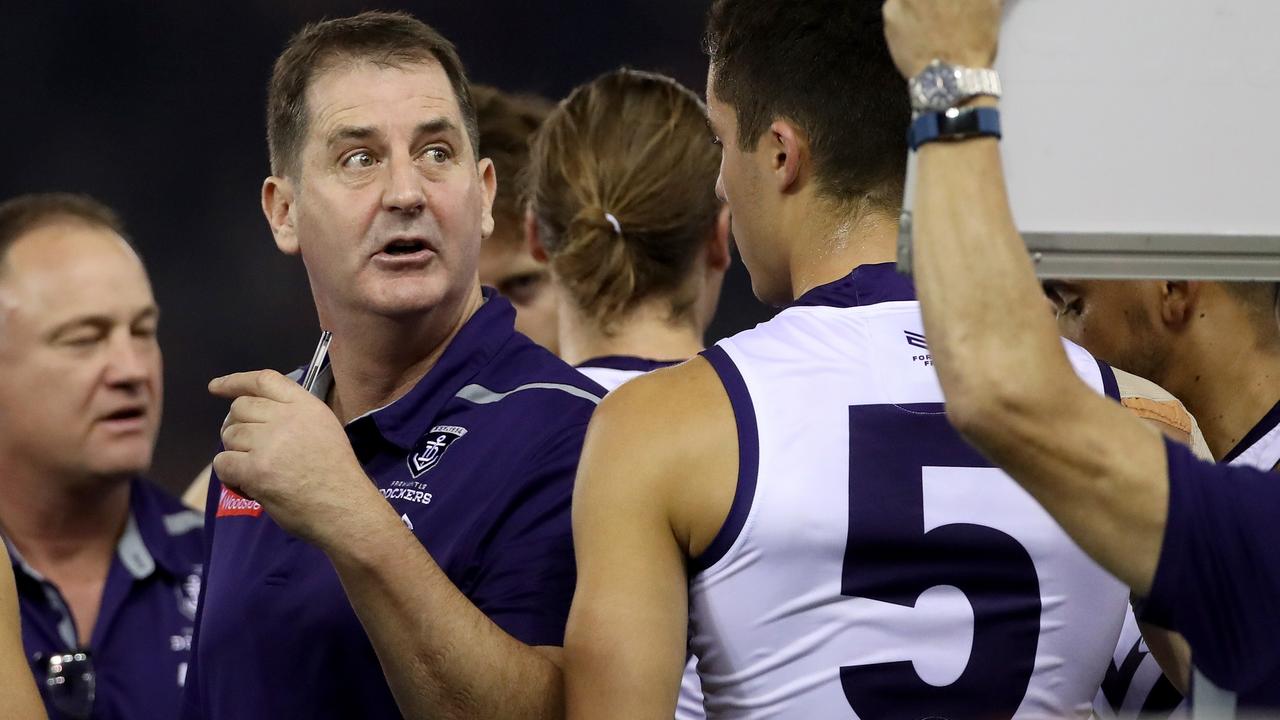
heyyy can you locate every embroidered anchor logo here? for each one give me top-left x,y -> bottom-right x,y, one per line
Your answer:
407,425 -> 467,478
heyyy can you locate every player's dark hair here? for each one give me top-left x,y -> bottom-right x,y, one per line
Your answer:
527,69 -> 721,332
472,85 -> 553,248
0,193 -> 130,269
703,0 -> 910,212
267,11 -> 478,178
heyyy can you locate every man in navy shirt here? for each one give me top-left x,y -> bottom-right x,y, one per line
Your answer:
182,12 -> 602,720
882,0 -> 1280,707
0,193 -> 204,720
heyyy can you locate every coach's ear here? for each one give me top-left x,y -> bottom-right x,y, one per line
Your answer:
262,176 -> 299,256
1160,280 -> 1200,328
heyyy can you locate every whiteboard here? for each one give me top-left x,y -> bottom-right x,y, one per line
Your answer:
995,0 -> 1280,236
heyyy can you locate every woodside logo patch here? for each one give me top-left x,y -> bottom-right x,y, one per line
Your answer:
216,486 -> 263,518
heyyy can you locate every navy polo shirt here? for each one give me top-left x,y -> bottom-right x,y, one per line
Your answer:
1142,438 -> 1280,708
182,291 -> 603,719
8,479 -> 204,720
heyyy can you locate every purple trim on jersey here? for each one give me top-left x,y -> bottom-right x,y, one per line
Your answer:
1097,360 -> 1121,402
790,262 -> 916,309
1222,398 -> 1280,464
1142,438 -> 1280,706
690,345 -> 760,574
575,355 -> 683,373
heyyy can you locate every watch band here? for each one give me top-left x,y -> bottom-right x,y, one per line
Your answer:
907,107 -> 1002,151
955,68 -> 1002,104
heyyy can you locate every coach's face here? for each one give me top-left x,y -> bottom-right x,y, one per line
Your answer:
1044,278 -> 1171,382
265,60 -> 496,323
0,224 -> 162,483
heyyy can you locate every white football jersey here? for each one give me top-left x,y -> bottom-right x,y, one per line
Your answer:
687,265 -> 1128,718
1226,402 -> 1280,472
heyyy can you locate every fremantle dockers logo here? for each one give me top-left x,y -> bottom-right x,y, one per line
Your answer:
407,425 -> 467,478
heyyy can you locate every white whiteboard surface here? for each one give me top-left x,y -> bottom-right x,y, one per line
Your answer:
931,0 -> 1280,236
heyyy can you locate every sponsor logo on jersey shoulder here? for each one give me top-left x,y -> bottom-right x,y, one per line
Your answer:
904,330 -> 932,366
407,425 -> 467,478
216,486 -> 263,518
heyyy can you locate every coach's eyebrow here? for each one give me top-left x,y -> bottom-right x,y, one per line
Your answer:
414,118 -> 460,140
326,125 -> 379,146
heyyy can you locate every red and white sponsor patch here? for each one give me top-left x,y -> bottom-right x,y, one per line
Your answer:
216,486 -> 263,518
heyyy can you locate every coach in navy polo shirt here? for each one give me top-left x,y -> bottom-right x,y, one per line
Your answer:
0,193 -> 204,720
181,12 -> 603,720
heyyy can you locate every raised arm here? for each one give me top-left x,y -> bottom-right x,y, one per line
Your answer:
882,0 -> 1168,594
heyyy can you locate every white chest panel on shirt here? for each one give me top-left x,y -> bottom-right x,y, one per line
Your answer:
688,300 -> 1128,719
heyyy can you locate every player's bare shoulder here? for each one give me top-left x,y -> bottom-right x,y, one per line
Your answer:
579,356 -> 739,557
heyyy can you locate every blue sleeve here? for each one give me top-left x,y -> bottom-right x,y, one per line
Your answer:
1143,438 -> 1280,694
462,422 -> 585,648
178,467 -> 221,720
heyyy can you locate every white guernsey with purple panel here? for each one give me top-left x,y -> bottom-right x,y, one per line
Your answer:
687,263 -> 1129,718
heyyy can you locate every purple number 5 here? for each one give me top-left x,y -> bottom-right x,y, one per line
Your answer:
842,404 -> 1040,718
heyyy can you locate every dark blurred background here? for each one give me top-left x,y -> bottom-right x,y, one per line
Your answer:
0,0 -> 775,495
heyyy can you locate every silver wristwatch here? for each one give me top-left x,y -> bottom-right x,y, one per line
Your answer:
908,60 -> 1002,113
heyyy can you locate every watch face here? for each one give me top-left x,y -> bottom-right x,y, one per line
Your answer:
912,62 -> 960,111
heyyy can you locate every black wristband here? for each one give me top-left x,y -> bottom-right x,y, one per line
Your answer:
908,107 -> 1002,151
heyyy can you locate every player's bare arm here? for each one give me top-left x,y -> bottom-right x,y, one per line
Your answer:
0,543 -> 47,720
883,0 -> 1168,595
565,359 -> 737,719
210,369 -> 564,720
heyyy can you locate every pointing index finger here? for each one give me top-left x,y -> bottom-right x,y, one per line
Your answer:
209,370 -> 302,402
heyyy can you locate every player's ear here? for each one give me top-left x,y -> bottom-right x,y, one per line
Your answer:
262,176 -> 299,256
526,209 -> 549,264
764,119 -> 807,195
478,157 -> 497,240
1160,281 -> 1200,328
706,203 -> 732,274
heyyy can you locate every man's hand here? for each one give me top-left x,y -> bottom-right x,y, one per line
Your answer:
882,0 -> 1002,78
209,370 -> 385,549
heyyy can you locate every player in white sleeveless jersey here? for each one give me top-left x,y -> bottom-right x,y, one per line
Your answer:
1093,372 -> 1207,719
524,68 -> 730,718
563,2 -> 1128,717
1041,276 -> 1280,706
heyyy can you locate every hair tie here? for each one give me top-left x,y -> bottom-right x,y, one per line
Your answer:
603,212 -> 623,236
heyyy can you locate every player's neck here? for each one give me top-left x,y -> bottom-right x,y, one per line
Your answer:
1170,330 -> 1280,460
321,285 -> 484,425
787,200 -> 899,301
0,463 -> 130,570
557,297 -> 704,367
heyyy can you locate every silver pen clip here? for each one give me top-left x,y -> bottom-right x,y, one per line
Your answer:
300,330 -> 333,394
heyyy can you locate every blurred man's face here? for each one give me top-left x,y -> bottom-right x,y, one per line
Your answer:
0,223 -> 162,482
283,60 -> 495,322
706,66 -> 791,306
1043,278 -> 1169,381
478,224 -> 558,354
